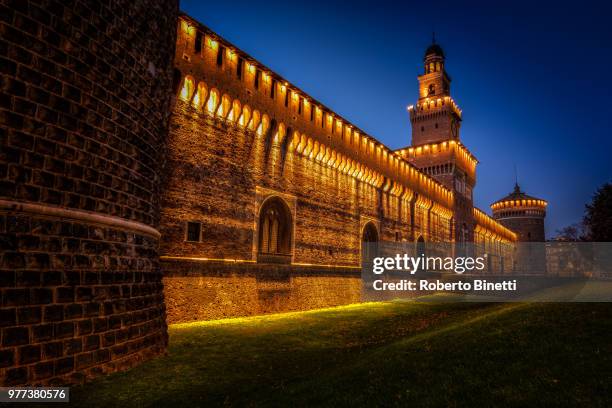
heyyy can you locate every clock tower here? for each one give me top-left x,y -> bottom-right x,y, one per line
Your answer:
396,37 -> 478,242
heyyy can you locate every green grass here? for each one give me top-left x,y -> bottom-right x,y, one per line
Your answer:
68,295 -> 612,407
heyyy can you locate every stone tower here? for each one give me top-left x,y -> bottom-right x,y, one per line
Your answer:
491,183 -> 547,242
1,0 -> 177,385
397,38 -> 478,242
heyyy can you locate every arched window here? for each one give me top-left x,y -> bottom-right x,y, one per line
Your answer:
258,197 -> 292,263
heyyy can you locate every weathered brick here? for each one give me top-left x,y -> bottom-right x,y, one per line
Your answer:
54,356 -> 74,375
5,367 -> 28,385
3,289 -> 29,306
84,335 -> 100,351
0,308 -> 17,327
31,324 -> 53,342
32,360 -> 54,380
16,306 -> 42,324
43,341 -> 63,358
18,344 -> 41,364
2,326 -> 29,346
0,348 -> 15,367
1,0 -> 175,386
43,305 -> 63,322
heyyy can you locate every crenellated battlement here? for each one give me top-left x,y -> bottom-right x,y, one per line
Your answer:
395,140 -> 477,184
172,13 -> 516,245
175,14 -> 454,209
473,207 -> 517,242
408,96 -> 462,120
491,199 -> 548,211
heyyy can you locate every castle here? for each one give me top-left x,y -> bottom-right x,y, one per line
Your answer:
0,3 -> 544,386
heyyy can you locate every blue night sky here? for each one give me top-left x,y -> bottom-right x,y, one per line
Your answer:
181,0 -> 612,238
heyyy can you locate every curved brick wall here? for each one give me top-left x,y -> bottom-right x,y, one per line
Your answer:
0,0 -> 177,385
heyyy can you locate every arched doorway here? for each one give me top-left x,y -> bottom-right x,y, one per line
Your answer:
257,197 -> 292,263
416,235 -> 426,257
361,222 -> 379,264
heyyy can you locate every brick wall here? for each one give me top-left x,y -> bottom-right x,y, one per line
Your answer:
160,101 -> 430,266
160,15 -> 459,266
0,0 -> 177,385
162,259 -> 361,324
497,217 -> 545,242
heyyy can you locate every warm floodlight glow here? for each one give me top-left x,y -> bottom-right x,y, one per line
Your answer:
179,76 -> 194,102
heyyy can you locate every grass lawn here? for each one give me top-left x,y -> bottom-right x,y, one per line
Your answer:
68,296 -> 612,407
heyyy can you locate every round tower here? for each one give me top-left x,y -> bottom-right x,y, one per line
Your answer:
1,0 -> 177,385
491,184 -> 547,241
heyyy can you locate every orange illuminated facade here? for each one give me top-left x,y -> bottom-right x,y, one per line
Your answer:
491,184 -> 547,242
162,14 -> 535,269
156,13 -> 549,322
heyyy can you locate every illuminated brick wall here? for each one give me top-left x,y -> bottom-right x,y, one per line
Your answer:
157,14 -> 523,321
0,0 -> 177,385
162,260 -> 361,324
159,14 -> 458,269
161,101 -> 421,264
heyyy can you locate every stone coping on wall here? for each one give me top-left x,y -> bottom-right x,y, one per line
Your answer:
161,256 -> 361,278
0,199 -> 161,240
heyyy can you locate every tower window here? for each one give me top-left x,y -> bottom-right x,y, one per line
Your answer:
298,97 -> 303,114
254,69 -> 260,89
186,222 -> 201,242
435,123 -> 438,128
284,88 -> 289,107
421,126 -> 425,132
216,46 -> 224,67
428,84 -> 435,96
270,79 -> 276,99
194,31 -> 202,53
310,105 -> 315,121
237,57 -> 243,79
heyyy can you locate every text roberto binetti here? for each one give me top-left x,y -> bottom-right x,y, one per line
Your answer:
369,254 -> 517,292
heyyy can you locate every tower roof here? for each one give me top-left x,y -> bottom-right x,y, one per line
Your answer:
491,183 -> 546,207
425,43 -> 444,58
425,33 -> 444,59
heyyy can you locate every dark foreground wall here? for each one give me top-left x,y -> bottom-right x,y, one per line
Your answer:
0,0 -> 177,385
162,259 -> 362,324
